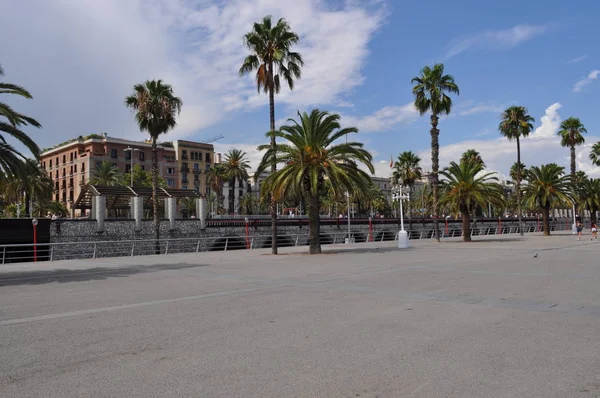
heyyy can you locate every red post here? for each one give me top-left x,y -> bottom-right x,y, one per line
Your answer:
498,218 -> 502,234
445,218 -> 449,234
245,219 -> 250,249
368,217 -> 373,242
537,216 -> 540,232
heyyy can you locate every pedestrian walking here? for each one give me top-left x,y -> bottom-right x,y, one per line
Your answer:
591,221 -> 597,241
576,220 -> 583,241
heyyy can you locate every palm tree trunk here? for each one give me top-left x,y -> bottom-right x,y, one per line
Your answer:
542,205 -> 550,236
408,186 -> 413,233
516,137 -> 523,236
430,114 -> 440,242
152,137 -> 160,254
570,144 -> 576,179
461,204 -> 471,242
308,193 -> 321,254
268,62 -> 278,255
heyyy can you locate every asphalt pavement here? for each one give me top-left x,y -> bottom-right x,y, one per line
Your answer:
2,232 -> 600,397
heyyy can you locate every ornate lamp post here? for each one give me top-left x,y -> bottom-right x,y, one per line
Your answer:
392,186 -> 410,249
32,218 -> 38,262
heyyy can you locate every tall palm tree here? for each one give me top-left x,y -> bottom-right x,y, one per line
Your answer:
206,164 -> 226,197
557,117 -> 587,180
2,159 -> 53,216
0,64 -> 42,177
223,149 -> 250,214
460,149 -> 485,168
589,142 -> 600,166
238,192 -> 257,215
125,80 -> 182,252
411,63 -> 459,242
256,109 -> 374,254
523,164 -> 572,236
439,161 -> 504,242
393,151 -> 422,231
240,15 -> 304,254
91,161 -> 121,186
499,105 -> 534,236
509,161 -> 527,182
578,178 -> 600,224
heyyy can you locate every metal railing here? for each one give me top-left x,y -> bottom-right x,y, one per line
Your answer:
0,223 -> 571,265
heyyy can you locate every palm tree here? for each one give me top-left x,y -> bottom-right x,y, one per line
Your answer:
589,142 -> 600,166
91,161 -> 121,186
179,197 -> 196,218
206,164 -> 226,197
125,80 -> 182,252
460,149 -> 485,168
2,159 -> 53,216
557,117 -> 587,180
240,15 -> 304,254
223,149 -> 250,214
411,63 -> 459,242
578,178 -> 600,224
509,161 -> 527,182
439,161 -> 504,242
523,164 -> 572,236
238,192 -> 257,215
0,64 -> 42,177
256,109 -> 374,254
499,105 -> 534,236
393,151 -> 422,231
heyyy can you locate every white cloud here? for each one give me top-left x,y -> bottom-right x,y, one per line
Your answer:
407,102 -> 600,180
567,55 -> 587,64
457,102 -> 504,116
573,70 -> 600,92
444,24 -> 548,59
341,103 -> 418,133
0,0 -> 386,151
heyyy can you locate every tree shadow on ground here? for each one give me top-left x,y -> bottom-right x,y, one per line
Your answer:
0,263 -> 206,287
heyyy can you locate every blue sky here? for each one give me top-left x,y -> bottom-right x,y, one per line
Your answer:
1,0 -> 598,178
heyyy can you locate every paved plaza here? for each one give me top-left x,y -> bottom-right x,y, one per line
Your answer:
1,232 -> 600,397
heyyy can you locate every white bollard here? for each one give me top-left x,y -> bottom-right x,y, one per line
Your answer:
397,230 -> 409,249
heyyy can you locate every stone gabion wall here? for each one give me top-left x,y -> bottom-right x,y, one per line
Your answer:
48,218 -> 540,260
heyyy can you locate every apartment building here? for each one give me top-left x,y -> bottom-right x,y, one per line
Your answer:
173,140 -> 215,195
40,134 -> 178,216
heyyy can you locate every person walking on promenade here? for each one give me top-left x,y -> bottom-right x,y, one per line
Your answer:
591,221 -> 597,241
576,220 -> 583,241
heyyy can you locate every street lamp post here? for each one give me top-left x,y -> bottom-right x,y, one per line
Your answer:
392,187 -> 410,249
123,147 -> 140,187
345,191 -> 354,244
32,218 -> 38,262
245,217 -> 250,249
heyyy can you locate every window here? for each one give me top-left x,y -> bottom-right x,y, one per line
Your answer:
182,185 -> 187,190
55,157 -> 58,165
74,152 -> 77,159
55,182 -> 59,190
69,191 -> 74,202
125,164 -> 131,173
49,160 -> 52,168
125,150 -> 131,160
74,164 -> 77,173
62,192 -> 66,202
139,151 -> 144,161
182,150 -> 188,160
70,153 -> 73,162
205,153 -> 211,162
206,187 -> 211,195
141,166 -> 145,171
42,161 -> 46,169
55,170 -> 58,178
110,148 -> 117,158
167,167 -> 174,175
193,163 -> 199,171
81,163 -> 85,173
167,179 -> 175,187
239,190 -> 243,198
62,155 -> 66,163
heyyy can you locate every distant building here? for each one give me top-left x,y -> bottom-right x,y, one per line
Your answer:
173,140 -> 215,195
40,134 -> 216,217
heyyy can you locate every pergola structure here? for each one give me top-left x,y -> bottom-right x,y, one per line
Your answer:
74,185 -> 202,211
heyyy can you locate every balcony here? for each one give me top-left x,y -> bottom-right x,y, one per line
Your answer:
194,179 -> 200,186
182,179 -> 189,185
192,169 -> 201,175
180,166 -> 190,173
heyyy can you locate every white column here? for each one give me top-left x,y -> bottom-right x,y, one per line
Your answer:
96,195 -> 106,232
90,196 -> 97,220
166,197 -> 176,230
198,197 -> 207,229
130,199 -> 135,220
134,196 -> 144,231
